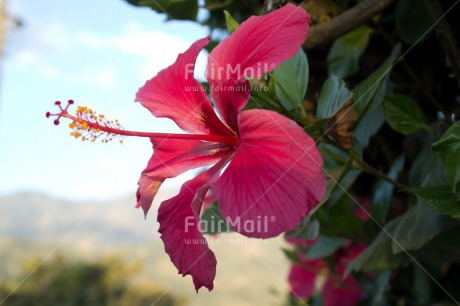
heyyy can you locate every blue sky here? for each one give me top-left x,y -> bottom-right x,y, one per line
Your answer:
0,0 -> 211,200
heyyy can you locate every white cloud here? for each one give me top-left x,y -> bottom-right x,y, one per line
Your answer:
75,28 -> 208,80
7,20 -> 209,88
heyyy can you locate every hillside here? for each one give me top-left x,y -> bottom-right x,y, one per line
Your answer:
0,192 -> 290,306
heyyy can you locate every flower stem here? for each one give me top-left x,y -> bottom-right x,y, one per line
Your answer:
354,158 -> 410,192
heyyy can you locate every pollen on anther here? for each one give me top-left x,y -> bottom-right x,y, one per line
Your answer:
49,100 -> 125,145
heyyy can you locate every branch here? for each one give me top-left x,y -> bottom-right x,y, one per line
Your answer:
425,0 -> 460,89
303,0 -> 396,49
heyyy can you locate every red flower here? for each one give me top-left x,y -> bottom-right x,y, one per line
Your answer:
135,4 -> 324,291
288,244 -> 365,305
47,4 -> 325,292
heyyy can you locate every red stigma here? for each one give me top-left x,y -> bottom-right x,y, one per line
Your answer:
46,99 -> 75,125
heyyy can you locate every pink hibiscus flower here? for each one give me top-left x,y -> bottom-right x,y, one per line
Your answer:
288,244 -> 365,306
47,4 -> 325,291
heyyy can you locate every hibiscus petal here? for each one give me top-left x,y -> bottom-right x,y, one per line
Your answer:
136,175 -> 165,218
136,138 -> 232,217
288,258 -> 324,300
214,109 -> 325,238
206,4 -> 310,128
157,154 -> 233,292
135,36 -> 231,136
322,268 -> 363,306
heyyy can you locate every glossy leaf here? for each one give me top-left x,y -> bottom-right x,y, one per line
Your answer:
414,265 -> 431,304
353,78 -> 389,148
285,217 -> 320,242
319,143 -> 363,207
372,155 -> 405,223
307,236 -> 346,260
383,94 -> 429,135
126,0 -> 199,20
353,44 -> 401,116
317,194 -> 366,239
316,75 -> 353,120
327,26 -> 371,79
395,0 -> 433,44
412,186 -> 460,219
283,248 -> 300,263
224,10 -> 239,34
392,202 -> 459,254
409,137 -> 448,188
316,143 -> 355,210
372,270 -> 391,306
201,201 -> 233,234
432,121 -> 460,194
347,217 -> 411,273
273,49 -> 309,111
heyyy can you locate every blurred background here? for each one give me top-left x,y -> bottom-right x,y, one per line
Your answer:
0,0 -> 289,305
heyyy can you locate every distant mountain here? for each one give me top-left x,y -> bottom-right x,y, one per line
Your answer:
0,192 -> 172,246
0,192 -> 290,306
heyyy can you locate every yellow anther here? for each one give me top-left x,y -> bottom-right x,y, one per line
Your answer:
66,104 -> 124,144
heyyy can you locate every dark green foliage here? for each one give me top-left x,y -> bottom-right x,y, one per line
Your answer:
125,0 -> 198,20
0,256 -> 185,306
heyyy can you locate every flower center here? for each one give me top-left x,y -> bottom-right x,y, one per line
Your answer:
46,100 -> 239,147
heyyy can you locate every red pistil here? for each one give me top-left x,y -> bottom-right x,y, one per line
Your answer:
46,100 -> 239,147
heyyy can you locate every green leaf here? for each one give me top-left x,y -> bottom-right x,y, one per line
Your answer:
316,75 -> 352,120
200,202 -> 233,234
126,0 -> 199,20
372,155 -> 405,223
223,10 -> 239,34
317,194 -> 366,238
282,248 -> 299,263
306,236 -> 346,260
285,217 -> 320,241
392,202 -> 459,254
413,265 -> 432,304
327,26 -> 371,79
409,137 -> 447,187
317,167 -> 346,207
412,186 -> 460,219
317,144 -> 362,209
315,143 -> 355,210
353,44 -> 401,116
354,78 -> 389,148
382,94 -> 429,135
272,49 -> 309,111
395,0 -> 433,44
371,270 -> 391,306
347,217 -> 411,273
204,0 -> 233,10
432,121 -> 460,194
